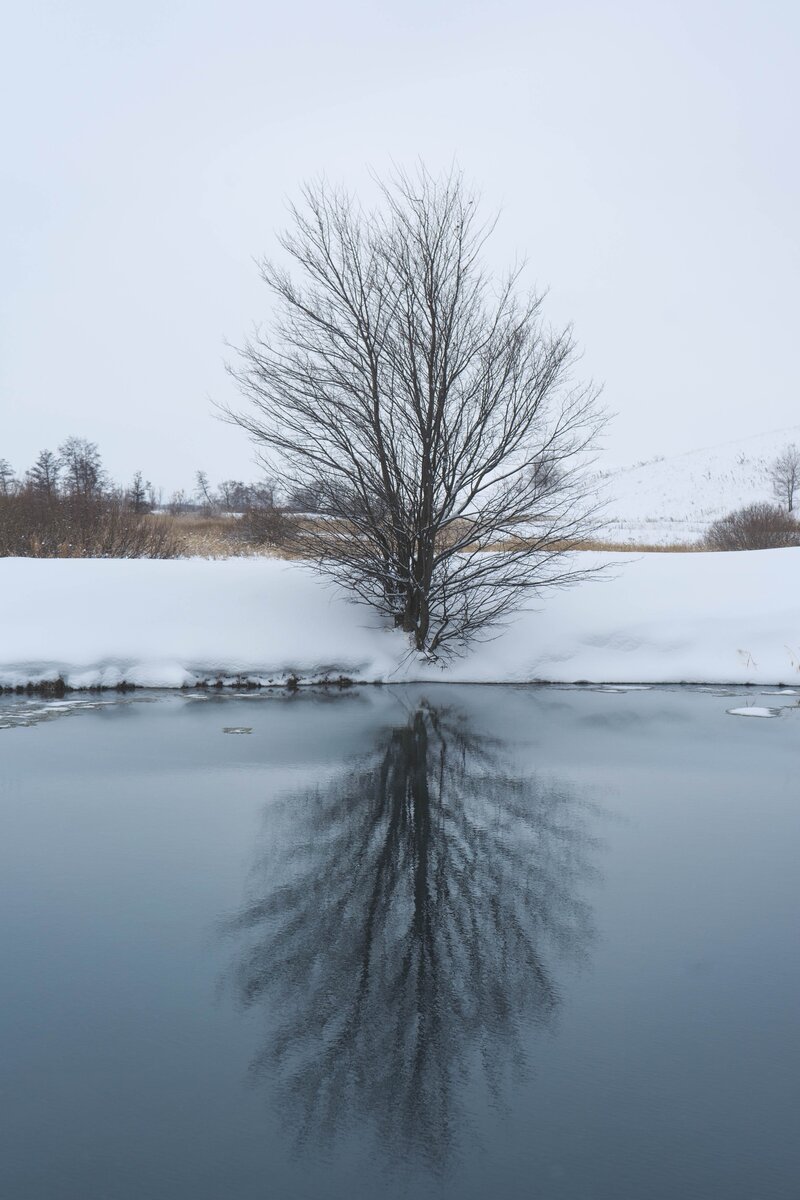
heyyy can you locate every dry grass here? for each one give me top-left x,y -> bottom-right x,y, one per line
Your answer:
162,514 -> 270,558
164,513 -> 310,559
480,535 -> 703,554
565,538 -> 703,553
166,514 -> 708,559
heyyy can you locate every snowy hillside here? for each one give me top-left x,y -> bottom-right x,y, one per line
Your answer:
603,424 -> 800,545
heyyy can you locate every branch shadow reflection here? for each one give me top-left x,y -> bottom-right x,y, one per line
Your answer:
225,699 -> 601,1169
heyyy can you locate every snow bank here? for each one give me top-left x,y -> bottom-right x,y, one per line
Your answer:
0,551 -> 798,688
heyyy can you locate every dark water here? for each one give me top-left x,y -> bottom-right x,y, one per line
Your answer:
0,686 -> 798,1199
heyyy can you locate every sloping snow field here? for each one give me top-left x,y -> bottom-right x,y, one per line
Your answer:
603,423 -> 800,545
1,551 -> 798,688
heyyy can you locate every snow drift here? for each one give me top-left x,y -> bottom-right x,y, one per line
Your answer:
0,551 -> 798,688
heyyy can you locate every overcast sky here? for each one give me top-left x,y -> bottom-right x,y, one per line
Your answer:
3,0 -> 798,493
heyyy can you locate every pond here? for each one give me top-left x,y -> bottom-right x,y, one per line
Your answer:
1,685 -> 798,1199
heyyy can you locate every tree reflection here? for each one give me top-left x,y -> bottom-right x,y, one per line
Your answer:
225,700 -> 599,1168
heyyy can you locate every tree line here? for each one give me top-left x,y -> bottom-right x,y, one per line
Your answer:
0,437 -> 299,557
0,439 -> 180,558
0,438 -> 156,511
0,440 -> 277,517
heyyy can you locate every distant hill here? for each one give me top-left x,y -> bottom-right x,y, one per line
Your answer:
602,424 -> 800,545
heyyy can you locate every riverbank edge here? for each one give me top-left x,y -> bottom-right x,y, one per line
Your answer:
1,675 -> 789,697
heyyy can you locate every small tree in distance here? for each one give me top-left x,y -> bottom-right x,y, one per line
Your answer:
0,458 -> 16,495
194,470 -> 215,512
768,443 -> 800,513
26,449 -> 60,497
58,437 -> 105,500
225,166 -> 606,658
128,470 -> 151,513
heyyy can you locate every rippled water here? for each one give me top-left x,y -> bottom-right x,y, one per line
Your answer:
1,686 -> 798,1199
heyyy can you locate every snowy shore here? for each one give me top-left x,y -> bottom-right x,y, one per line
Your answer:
1,551 -> 798,689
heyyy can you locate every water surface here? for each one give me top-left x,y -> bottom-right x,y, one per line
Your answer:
1,686 -> 798,1199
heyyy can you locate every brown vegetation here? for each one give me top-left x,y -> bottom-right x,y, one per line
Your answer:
704,503 -> 800,551
161,513 -> 289,557
0,492 -> 181,558
160,516 -> 708,559
481,534 -> 702,554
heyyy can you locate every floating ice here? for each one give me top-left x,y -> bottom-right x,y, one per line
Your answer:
726,706 -> 781,719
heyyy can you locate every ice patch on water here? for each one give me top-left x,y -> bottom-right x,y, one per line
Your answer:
590,685 -> 654,693
0,695 -> 156,730
726,706 -> 781,719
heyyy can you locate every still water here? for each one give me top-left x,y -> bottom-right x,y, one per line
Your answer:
0,685 -> 798,1199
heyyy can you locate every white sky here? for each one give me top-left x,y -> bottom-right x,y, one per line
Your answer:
3,0 -> 799,494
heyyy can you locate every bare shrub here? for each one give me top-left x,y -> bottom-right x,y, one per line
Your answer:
0,491 -> 181,558
704,502 -> 800,551
240,502 -> 292,548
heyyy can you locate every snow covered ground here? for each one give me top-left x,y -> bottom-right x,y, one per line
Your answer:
1,551 -> 798,688
603,424 -> 800,545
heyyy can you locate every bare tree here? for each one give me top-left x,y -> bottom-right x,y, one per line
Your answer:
26,449 -> 61,497
194,469 -> 216,513
225,166 -> 605,658
0,458 -> 15,496
128,470 -> 151,513
215,479 -> 261,512
167,488 -> 189,515
218,479 -> 243,512
768,443 -> 800,513
58,436 -> 106,499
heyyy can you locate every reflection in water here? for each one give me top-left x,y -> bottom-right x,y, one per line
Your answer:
226,701 -> 600,1169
